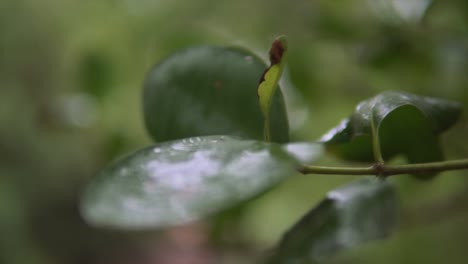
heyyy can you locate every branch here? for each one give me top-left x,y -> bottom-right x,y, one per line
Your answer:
298,159 -> 468,177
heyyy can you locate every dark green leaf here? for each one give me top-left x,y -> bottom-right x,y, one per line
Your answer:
320,91 -> 462,178
267,178 -> 398,264
79,51 -> 113,100
80,136 -> 304,229
143,46 -> 289,143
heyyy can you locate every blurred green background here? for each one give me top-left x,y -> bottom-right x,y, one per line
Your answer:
1,0 -> 468,263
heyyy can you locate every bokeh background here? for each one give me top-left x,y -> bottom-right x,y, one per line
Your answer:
1,0 -> 468,263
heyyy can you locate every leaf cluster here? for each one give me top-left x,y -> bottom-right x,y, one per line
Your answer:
80,37 -> 463,263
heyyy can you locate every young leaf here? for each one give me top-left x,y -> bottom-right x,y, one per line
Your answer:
143,46 -> 289,143
80,136 -> 307,229
266,178 -> 398,264
258,36 -> 288,141
320,91 -> 462,179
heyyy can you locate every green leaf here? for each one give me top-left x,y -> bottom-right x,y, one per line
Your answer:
258,35 -> 288,141
143,45 -> 289,143
79,51 -> 114,101
80,136 -> 303,229
320,91 -> 462,178
267,178 -> 398,264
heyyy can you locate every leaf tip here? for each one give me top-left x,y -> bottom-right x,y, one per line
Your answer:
269,35 -> 288,65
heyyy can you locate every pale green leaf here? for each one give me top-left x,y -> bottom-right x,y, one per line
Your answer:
258,36 -> 288,141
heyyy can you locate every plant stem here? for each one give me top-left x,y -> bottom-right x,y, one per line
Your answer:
298,159 -> 468,177
264,118 -> 271,142
370,111 -> 384,164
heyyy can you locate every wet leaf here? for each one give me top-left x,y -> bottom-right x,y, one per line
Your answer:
267,178 -> 398,264
258,35 -> 288,141
143,45 -> 289,143
80,136 -> 305,229
320,91 -> 462,178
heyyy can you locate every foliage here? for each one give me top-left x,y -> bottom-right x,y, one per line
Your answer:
321,91 -> 462,178
258,35 -> 288,141
81,36 -> 464,264
4,1 -> 468,264
267,178 -> 398,264
143,46 -> 289,143
81,136 -> 297,229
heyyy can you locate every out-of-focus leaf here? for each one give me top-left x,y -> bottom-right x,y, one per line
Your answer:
320,91 -> 462,179
79,51 -> 113,100
368,0 -> 433,23
80,136 -> 307,229
143,46 -> 289,143
258,35 -> 288,141
282,142 -> 323,164
267,178 -> 398,264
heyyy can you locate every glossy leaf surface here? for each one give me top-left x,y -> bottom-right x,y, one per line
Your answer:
258,35 -> 288,141
80,136 -> 301,229
267,178 -> 398,264
143,46 -> 289,143
320,91 -> 462,178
